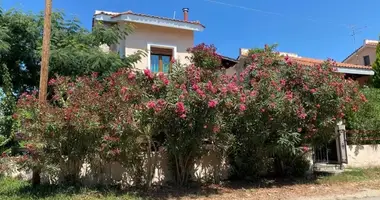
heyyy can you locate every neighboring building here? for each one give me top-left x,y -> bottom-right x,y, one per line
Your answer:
234,48 -> 374,85
343,40 -> 378,67
93,8 -> 236,72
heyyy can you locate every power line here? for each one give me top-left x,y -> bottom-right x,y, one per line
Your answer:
203,0 -> 353,29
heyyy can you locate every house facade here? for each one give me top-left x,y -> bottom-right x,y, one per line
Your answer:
343,40 -> 378,66
93,8 -> 204,72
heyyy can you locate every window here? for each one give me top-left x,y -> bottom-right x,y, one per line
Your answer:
363,55 -> 371,66
150,47 -> 173,73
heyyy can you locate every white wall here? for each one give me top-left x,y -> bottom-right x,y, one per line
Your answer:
122,22 -> 194,70
347,145 -> 380,168
1,148 -> 228,186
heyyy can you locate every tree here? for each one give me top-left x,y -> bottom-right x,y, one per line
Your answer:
0,64 -> 16,152
0,8 -> 143,93
372,41 -> 380,87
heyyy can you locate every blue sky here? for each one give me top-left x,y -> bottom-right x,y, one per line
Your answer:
2,0 -> 380,61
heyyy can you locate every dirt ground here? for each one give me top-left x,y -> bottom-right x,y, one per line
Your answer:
148,179 -> 380,200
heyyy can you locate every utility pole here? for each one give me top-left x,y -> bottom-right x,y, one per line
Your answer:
33,0 -> 52,186
38,0 -> 52,102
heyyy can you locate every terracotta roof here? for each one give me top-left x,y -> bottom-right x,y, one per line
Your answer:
290,56 -> 372,70
95,10 -> 205,28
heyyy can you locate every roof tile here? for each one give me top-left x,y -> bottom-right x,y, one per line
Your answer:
291,57 -> 372,70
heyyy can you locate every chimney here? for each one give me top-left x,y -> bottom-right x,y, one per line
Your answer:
182,8 -> 189,21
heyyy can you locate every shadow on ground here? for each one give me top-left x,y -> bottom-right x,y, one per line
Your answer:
0,176 -> 322,200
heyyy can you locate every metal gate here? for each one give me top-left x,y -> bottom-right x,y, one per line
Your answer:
313,124 -> 348,164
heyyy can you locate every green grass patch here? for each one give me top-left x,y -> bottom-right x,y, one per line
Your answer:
0,177 -> 142,200
317,167 -> 380,184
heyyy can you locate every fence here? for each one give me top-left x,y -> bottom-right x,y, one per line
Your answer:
346,130 -> 380,145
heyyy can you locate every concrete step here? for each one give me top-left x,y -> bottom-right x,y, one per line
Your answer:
313,163 -> 344,175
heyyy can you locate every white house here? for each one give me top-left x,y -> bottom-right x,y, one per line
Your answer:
93,8 -> 205,72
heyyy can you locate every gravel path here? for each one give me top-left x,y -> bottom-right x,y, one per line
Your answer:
293,189 -> 380,200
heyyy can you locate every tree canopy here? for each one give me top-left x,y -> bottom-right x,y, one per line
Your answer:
372,42 -> 380,88
0,8 -> 143,93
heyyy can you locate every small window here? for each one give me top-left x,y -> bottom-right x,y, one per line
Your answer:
150,47 -> 173,73
363,55 -> 371,66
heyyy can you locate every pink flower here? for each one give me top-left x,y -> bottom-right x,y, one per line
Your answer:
250,90 -> 257,97
239,104 -> 246,112
221,87 -> 228,94
180,114 -> 187,119
208,100 -> 218,108
301,146 -> 309,152
360,94 -> 367,102
163,78 -> 169,85
196,89 -> 206,98
310,88 -> 317,94
297,128 -> 302,132
192,84 -> 199,90
213,126 -> 220,133
157,99 -> 166,106
227,82 -> 239,93
144,69 -> 154,79
298,113 -> 307,119
128,72 -> 136,80
316,104 -> 320,108
176,102 -> 186,114
152,84 -> 159,92
147,101 -> 156,109
285,91 -> 293,101
280,79 -> 286,86
48,78 -> 56,85
120,86 -> 128,94
206,81 -> 217,94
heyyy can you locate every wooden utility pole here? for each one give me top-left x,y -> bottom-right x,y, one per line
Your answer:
38,0 -> 52,102
33,0 -> 52,186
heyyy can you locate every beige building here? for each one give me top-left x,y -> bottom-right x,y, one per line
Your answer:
93,8 -> 204,72
343,39 -> 378,66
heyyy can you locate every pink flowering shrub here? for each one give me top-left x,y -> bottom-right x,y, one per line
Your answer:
187,43 -> 222,70
16,75 -> 105,183
229,46 -> 364,178
14,44 -> 364,185
154,64 -> 238,185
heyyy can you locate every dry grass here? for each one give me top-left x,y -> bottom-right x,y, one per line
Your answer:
1,168 -> 380,200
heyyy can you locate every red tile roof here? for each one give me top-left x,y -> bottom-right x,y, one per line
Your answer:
95,10 -> 205,28
291,56 -> 372,70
